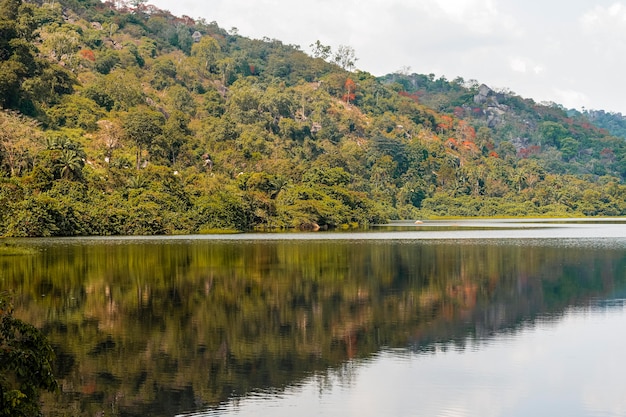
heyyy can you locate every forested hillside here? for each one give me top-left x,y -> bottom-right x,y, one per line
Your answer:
1,0 -> 626,237
582,109 -> 626,140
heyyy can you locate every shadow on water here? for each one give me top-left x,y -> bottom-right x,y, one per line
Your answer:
2,226 -> 626,416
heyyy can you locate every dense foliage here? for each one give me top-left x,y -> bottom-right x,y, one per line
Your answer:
582,109 -> 626,140
1,0 -> 626,236
0,292 -> 57,417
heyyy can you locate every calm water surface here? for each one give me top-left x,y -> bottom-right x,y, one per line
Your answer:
2,219 -> 626,417
201,304 -> 626,417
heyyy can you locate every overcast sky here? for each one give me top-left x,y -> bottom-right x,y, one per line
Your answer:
146,0 -> 626,114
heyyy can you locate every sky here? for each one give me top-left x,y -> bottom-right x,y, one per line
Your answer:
146,0 -> 626,114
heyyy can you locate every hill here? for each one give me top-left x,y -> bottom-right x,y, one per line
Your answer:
1,0 -> 626,237
380,73 -> 626,178
581,109 -> 626,140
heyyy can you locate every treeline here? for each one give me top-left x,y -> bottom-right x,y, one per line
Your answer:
1,0 -> 626,237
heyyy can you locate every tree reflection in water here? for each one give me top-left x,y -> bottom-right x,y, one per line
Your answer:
2,237 -> 625,417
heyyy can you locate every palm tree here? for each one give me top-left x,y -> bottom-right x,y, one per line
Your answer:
55,148 -> 84,180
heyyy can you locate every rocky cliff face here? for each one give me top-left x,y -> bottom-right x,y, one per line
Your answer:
474,84 -> 509,128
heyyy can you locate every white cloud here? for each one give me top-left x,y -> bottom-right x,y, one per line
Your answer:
581,3 -> 626,59
411,0 -> 520,36
509,57 -> 545,75
553,88 -> 589,109
509,57 -> 527,73
584,2 -> 626,21
581,2 -> 626,34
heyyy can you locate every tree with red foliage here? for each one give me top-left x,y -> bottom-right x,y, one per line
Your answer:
518,145 -> 541,158
455,120 -> 476,142
398,91 -> 420,103
79,49 -> 95,62
343,78 -> 356,104
437,115 -> 454,134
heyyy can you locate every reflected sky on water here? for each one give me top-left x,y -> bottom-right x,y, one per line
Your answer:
188,301 -> 626,417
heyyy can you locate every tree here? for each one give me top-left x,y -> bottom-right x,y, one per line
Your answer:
54,148 -> 84,180
309,40 -> 331,60
166,85 -> 196,116
0,292 -> 58,417
153,110 -> 191,165
342,77 -> 356,104
333,45 -> 358,71
150,57 -> 177,90
94,49 -> 120,75
20,65 -> 75,112
173,24 -> 193,54
538,121 -> 568,148
45,134 -> 86,180
42,30 -> 80,63
123,107 -> 165,169
97,118 -> 123,155
46,95 -> 104,131
0,0 -> 39,111
191,36 -> 221,75
560,137 -> 579,161
0,110 -> 43,177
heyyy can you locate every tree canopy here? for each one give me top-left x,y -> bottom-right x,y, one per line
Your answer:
0,292 -> 58,417
1,0 -> 626,237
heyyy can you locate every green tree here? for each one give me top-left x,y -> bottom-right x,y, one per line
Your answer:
538,121 -> 568,148
94,49 -> 120,75
191,36 -> 221,75
150,57 -> 177,90
560,137 -> 579,161
54,148 -> 84,180
309,40 -> 332,60
97,72 -> 143,111
20,65 -> 75,108
0,292 -> 58,417
44,134 -> 86,180
123,107 -> 165,169
47,95 -> 105,131
0,0 -> 38,111
41,29 -> 80,65
173,24 -> 192,54
0,110 -> 43,177
152,110 -> 191,165
166,85 -> 196,116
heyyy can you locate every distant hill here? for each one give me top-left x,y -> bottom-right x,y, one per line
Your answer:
379,72 -> 626,178
1,0 -> 626,237
582,109 -> 626,140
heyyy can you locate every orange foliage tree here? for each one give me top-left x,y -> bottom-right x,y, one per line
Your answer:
342,78 -> 356,104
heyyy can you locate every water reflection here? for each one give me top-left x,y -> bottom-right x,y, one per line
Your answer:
188,303 -> 626,417
1,225 -> 625,417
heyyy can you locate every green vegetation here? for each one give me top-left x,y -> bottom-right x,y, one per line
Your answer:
0,292 -> 58,417
1,0 -> 626,237
582,109 -> 626,140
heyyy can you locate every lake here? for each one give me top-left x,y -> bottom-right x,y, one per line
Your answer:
2,219 -> 626,417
